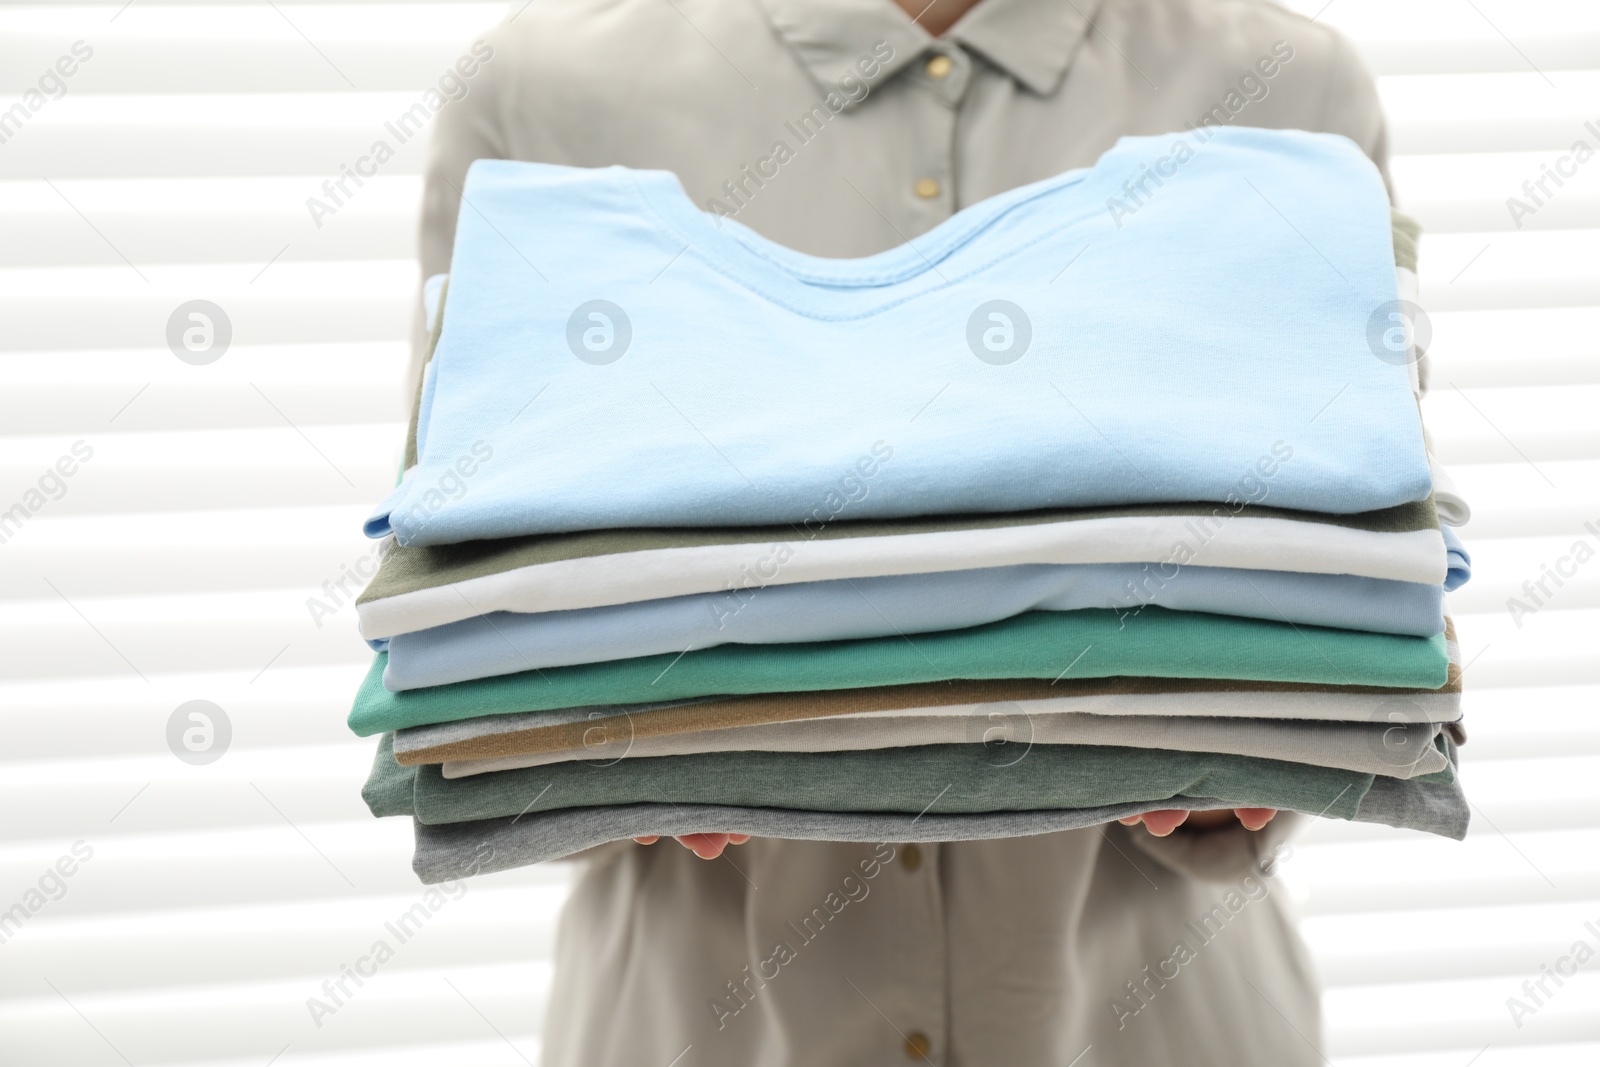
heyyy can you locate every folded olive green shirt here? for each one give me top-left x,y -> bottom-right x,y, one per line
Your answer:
363,731 -> 1456,827
1392,209 -> 1421,274
348,606 -> 1451,736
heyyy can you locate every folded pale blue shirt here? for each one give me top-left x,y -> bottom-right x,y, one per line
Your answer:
367,127 -> 1429,545
378,543 -> 1472,689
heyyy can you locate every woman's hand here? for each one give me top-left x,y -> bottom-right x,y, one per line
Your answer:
1118,808 -> 1277,837
633,833 -> 751,859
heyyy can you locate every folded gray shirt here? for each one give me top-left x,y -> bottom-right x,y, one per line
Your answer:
440,709 -> 1452,780
409,760 -> 1469,882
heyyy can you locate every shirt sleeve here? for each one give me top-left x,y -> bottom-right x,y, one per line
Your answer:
405,23 -> 513,391
1311,35 -> 1433,388
1316,26 -> 1393,199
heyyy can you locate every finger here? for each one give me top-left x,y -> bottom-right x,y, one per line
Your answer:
675,832 -> 730,859
1137,809 -> 1192,837
1234,808 -> 1278,832
727,834 -> 752,845
1117,816 -> 1145,826
632,836 -> 660,845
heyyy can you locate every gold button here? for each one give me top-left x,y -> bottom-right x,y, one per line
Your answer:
925,54 -> 953,80
913,178 -> 941,200
903,1031 -> 933,1060
900,843 -> 923,872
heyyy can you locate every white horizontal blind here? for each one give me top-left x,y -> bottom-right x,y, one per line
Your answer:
0,1 -> 1597,1064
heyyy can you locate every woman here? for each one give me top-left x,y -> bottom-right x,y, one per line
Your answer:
414,0 -> 1388,1062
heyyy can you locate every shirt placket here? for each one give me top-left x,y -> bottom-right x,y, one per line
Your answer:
883,839 -> 948,1065
905,41 -> 972,220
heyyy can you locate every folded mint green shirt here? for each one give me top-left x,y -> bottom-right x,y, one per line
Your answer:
349,606 -> 1450,736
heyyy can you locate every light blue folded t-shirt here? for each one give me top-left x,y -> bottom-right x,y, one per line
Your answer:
364,527 -> 1472,657
377,561 -> 1449,690
1441,524 -> 1469,591
367,127 -> 1429,545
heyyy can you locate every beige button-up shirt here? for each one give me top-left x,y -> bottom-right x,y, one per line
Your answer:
414,1 -> 1390,1063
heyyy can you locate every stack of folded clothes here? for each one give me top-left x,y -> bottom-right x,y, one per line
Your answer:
351,127 -> 1472,884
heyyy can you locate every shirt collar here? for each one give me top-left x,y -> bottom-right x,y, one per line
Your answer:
753,0 -> 1106,104
945,0 -> 1107,96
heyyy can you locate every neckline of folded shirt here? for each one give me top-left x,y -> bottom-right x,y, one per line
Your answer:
624,128 -> 1370,320
626,148 -> 1097,315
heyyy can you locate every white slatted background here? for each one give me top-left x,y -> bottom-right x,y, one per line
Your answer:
0,1 -> 1596,1063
